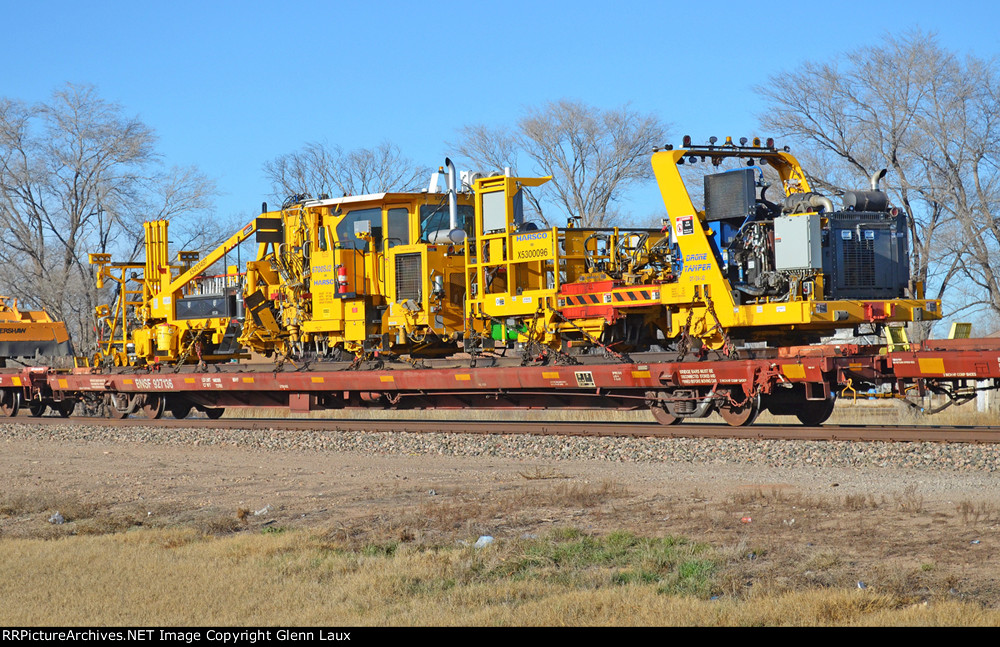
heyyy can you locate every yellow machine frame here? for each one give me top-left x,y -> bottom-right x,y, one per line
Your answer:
464,140 -> 941,355
90,219 -> 264,367
649,143 -> 939,349
238,189 -> 474,361
89,140 -> 942,368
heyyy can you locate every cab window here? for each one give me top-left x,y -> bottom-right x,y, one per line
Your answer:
386,208 -> 410,248
336,207 -> 381,250
420,204 -> 474,241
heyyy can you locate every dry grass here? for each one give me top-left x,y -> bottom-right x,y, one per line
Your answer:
319,479 -> 634,550
1,528 -> 996,626
1,468 -> 997,625
894,485 -> 925,514
824,399 -> 1000,427
2,449 -> 996,626
519,467 -> 569,480
0,489 -> 261,541
0,491 -> 102,521
958,500 -> 1000,526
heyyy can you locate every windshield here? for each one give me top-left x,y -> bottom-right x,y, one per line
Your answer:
419,203 -> 474,242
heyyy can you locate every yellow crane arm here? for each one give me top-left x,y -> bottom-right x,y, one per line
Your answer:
162,219 -> 260,298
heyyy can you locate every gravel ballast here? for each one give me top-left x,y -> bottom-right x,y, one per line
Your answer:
1,421 -> 997,473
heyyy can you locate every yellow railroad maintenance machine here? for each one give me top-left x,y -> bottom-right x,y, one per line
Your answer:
238,159 -> 475,362
464,136 -> 938,359
89,159 -> 479,367
90,219 -> 265,367
87,138 -> 939,369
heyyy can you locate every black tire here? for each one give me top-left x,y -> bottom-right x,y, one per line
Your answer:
57,400 -> 75,418
169,403 -> 193,419
796,398 -> 836,426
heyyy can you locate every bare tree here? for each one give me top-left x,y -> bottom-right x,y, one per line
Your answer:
0,83 -> 217,349
263,141 -> 430,201
455,100 -> 669,228
120,165 -> 228,263
757,32 -> 1000,336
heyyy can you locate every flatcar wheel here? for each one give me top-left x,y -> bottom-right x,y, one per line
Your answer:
142,395 -> 165,420
203,407 -> 225,420
28,401 -> 47,417
170,403 -> 193,419
106,393 -> 133,420
795,397 -> 836,426
57,400 -> 75,418
718,393 -> 761,427
0,390 -> 19,417
650,405 -> 682,426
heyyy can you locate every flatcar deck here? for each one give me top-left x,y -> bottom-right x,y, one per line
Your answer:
1,339 -> 998,426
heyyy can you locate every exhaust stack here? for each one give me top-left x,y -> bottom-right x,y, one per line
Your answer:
427,158 -> 468,244
445,157 -> 458,230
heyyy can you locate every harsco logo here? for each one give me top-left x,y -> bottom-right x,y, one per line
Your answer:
515,232 -> 548,242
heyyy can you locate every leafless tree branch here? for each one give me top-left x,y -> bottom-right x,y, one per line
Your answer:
454,100 -> 669,228
263,141 -> 430,201
757,31 -> 1000,337
0,83 -> 218,349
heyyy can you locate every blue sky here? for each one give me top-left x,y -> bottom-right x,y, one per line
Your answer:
4,0 -> 998,225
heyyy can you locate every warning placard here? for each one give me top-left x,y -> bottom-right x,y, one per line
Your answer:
675,215 -> 694,237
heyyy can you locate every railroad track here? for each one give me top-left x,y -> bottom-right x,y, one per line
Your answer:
8,414 -> 1000,444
